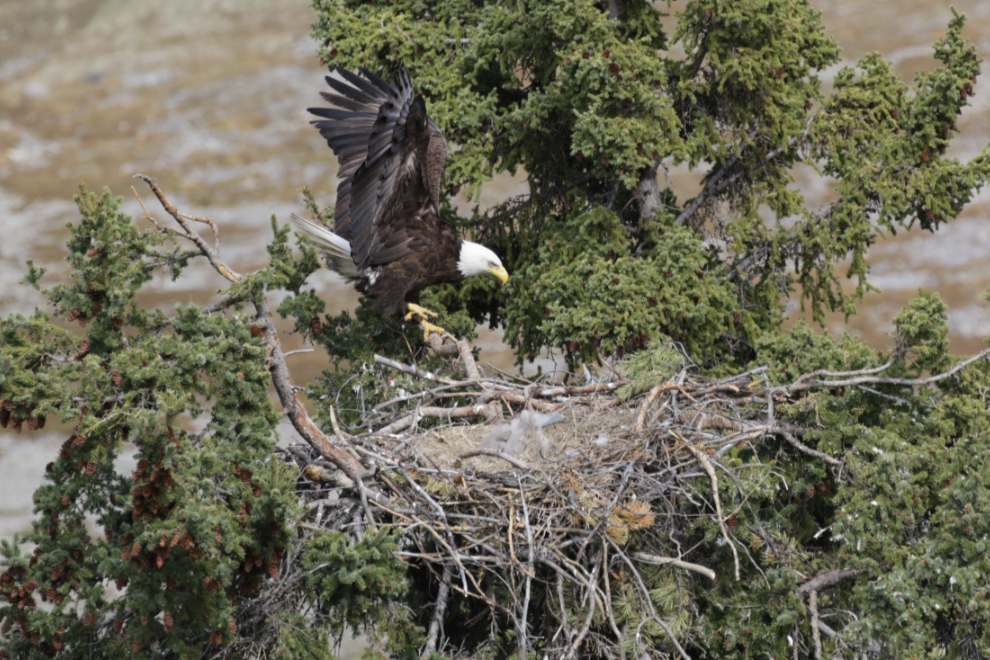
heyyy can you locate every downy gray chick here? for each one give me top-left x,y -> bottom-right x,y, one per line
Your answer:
479,410 -> 566,458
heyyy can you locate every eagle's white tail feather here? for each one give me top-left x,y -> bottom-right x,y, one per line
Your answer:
288,213 -> 361,279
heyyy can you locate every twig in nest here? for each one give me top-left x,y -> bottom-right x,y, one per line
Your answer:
630,552 -> 716,581
456,449 -> 529,470
422,563 -> 453,658
635,382 -> 679,432
778,430 -> 842,467
682,437 -> 740,581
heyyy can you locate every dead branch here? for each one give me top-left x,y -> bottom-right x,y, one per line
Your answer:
135,176 -> 371,482
796,569 -> 859,594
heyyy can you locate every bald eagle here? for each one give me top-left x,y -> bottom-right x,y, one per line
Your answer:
289,66 -> 509,340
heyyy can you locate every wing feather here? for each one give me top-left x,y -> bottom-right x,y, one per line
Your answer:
308,65 -> 448,272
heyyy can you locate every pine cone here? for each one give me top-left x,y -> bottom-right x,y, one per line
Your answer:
311,316 -> 322,336
164,611 -> 174,632
227,620 -> 237,635
805,484 -> 816,500
91,302 -> 102,315
82,611 -> 97,626
266,558 -> 279,579
50,568 -> 63,582
45,587 -> 55,601
209,629 -> 222,645
52,637 -> 63,650
50,511 -> 59,525
112,371 -> 121,386
0,408 -> 9,429
131,639 -> 140,652
86,461 -> 98,476
727,513 -> 738,530
104,527 -> 113,543
1,620 -> 11,635
26,417 -> 39,431
62,495 -> 71,507
239,468 -> 252,485
67,309 -> 81,323
57,623 -> 64,635
112,317 -> 123,329
250,325 -> 264,338
115,577 -> 128,590
114,618 -> 123,634
9,415 -> 21,433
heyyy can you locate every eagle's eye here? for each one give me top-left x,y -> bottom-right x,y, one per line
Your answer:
488,261 -> 496,268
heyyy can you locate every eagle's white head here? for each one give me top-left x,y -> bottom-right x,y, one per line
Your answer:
457,241 -> 509,284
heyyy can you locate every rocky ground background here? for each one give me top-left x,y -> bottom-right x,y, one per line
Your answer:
1,0 -> 989,594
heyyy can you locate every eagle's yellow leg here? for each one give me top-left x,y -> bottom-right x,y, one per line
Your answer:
404,303 -> 439,321
404,304 -> 446,341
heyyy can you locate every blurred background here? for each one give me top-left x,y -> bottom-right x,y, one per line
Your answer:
1,0 -> 989,537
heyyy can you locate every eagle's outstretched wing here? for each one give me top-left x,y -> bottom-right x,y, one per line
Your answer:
309,67 -> 446,272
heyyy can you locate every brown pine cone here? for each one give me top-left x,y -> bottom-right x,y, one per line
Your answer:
67,309 -> 81,322
227,620 -> 237,635
266,558 -> 279,579
114,618 -> 123,634
2,620 -> 11,635
164,611 -> 173,632
115,577 -> 128,590
250,325 -> 264,338
805,484 -> 816,500
62,495 -> 71,507
239,469 -> 252,485
82,611 -> 97,626
727,513 -> 738,530
35,415 -> 45,430
209,629 -> 222,645
112,317 -> 124,329
112,371 -> 122,386
311,316 -> 323,336
45,588 -> 55,602
86,461 -> 98,476
131,639 -> 140,652
52,637 -> 63,650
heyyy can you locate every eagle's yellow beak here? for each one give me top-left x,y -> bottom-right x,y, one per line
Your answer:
489,265 -> 509,285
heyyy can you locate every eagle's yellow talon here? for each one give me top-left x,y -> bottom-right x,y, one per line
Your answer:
404,303 -> 439,322
420,321 -> 446,341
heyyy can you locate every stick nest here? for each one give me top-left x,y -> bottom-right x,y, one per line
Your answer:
278,338 -> 784,660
